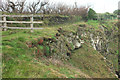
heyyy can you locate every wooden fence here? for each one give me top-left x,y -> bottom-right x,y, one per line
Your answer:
0,14 -> 44,32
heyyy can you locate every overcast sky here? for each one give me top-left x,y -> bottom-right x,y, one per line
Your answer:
1,0 -> 120,13
28,0 -> 119,13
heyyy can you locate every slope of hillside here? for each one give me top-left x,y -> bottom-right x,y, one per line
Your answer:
2,21 -> 118,78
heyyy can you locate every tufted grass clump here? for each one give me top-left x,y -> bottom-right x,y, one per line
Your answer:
18,37 -> 26,42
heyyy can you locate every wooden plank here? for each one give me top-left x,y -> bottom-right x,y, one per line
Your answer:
3,16 -> 7,31
0,26 -> 43,29
30,14 -> 33,32
0,21 -> 43,24
0,15 -> 43,17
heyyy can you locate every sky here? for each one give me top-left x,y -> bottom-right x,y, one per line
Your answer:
1,0 -> 120,13
27,0 -> 119,13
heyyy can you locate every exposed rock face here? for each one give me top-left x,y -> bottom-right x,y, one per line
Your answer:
28,27 -> 83,59
77,24 -> 118,74
49,28 -> 83,59
28,23 -> 117,59
28,24 -> 117,59
77,25 -> 115,54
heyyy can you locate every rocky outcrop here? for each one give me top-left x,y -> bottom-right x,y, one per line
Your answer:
27,23 -> 118,59
27,23 -> 117,59
77,24 -> 118,56
27,27 -> 84,59
77,24 -> 118,74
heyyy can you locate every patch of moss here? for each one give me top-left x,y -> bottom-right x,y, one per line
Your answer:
70,43 -> 75,50
51,36 -> 56,40
44,46 -> 50,56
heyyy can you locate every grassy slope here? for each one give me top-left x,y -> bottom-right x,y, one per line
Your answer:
2,21 -> 117,78
69,43 -> 115,78
87,20 -> 118,71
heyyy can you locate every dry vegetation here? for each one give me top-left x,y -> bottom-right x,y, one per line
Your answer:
0,0 -> 89,20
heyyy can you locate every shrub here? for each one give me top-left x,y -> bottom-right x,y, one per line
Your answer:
88,8 -> 97,20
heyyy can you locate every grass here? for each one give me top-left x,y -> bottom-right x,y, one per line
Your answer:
2,21 -> 86,78
68,42 -> 116,78
86,20 -> 100,29
2,20 -> 118,78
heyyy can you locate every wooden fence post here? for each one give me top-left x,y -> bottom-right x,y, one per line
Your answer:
30,14 -> 33,32
3,15 -> 7,31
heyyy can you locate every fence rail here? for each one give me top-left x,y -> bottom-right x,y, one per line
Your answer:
0,21 -> 43,24
0,15 -> 43,17
0,26 -> 43,29
0,14 -> 44,32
